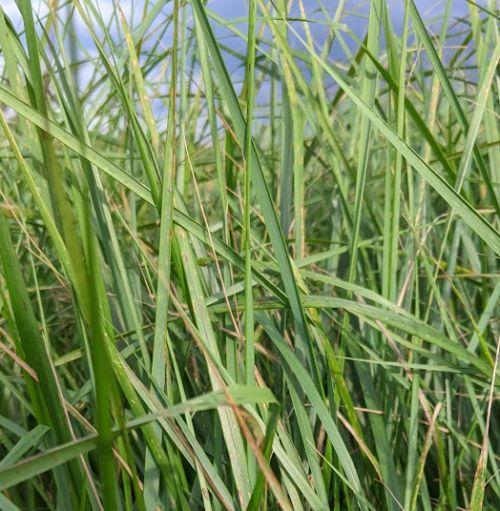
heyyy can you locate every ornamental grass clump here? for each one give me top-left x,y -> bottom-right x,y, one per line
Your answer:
0,0 -> 498,510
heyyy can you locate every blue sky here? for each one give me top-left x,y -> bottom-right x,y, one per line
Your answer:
1,0 -> 476,67
2,0 -> 475,31
0,0 -> 480,103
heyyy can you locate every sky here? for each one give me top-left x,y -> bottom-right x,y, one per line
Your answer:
1,0 -> 478,70
1,0 -> 476,32
0,0 -> 484,111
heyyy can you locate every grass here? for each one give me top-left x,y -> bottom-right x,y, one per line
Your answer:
0,0 -> 499,509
